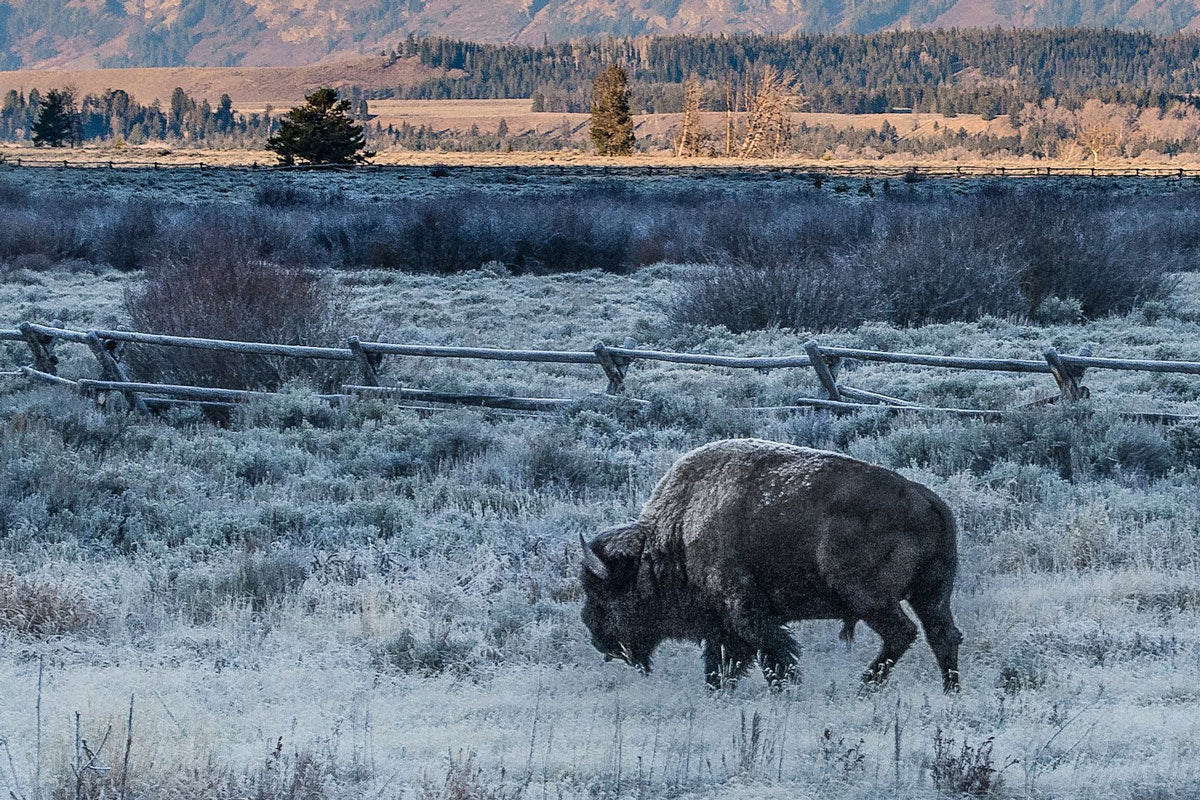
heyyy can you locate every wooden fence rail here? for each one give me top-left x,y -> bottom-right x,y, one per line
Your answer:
4,322 -> 1200,422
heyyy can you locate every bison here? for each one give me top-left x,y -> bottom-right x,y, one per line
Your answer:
580,438 -> 962,690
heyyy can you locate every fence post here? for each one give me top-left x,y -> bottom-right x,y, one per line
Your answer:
613,336 -> 638,389
85,331 -> 150,414
348,337 -> 382,386
1043,346 -> 1089,401
804,340 -> 841,401
593,340 -> 629,394
18,322 -> 57,374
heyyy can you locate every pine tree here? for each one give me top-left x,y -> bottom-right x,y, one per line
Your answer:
266,88 -> 373,166
590,65 -> 634,156
32,89 -> 78,148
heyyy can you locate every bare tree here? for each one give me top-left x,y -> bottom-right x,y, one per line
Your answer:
724,80 -> 735,158
1074,99 -> 1137,164
732,67 -> 798,159
675,79 -> 705,158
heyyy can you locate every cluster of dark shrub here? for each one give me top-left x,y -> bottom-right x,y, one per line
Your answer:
672,187 -> 1190,331
1,177 -> 1191,334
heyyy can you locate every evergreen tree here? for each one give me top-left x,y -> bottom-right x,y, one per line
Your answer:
215,94 -> 235,132
31,88 -> 78,148
266,88 -> 372,166
590,65 -> 634,156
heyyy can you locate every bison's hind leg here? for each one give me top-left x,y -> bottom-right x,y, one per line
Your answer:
859,605 -> 918,686
910,596 -> 963,692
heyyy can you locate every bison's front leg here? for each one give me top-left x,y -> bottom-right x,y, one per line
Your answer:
702,637 -> 753,690
860,605 -> 918,685
755,627 -> 800,688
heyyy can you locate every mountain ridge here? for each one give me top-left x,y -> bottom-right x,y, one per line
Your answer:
4,0 -> 1200,70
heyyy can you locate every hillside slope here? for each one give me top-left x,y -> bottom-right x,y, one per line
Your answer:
0,57 -> 441,107
4,0 -> 1200,70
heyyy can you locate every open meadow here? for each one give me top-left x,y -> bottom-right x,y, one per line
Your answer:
2,169 -> 1200,799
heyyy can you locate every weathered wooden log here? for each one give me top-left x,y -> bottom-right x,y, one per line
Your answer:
85,332 -> 149,414
356,341 -> 598,364
21,322 -> 90,344
804,341 -> 841,401
1044,347 -> 1090,401
343,384 -> 575,412
1057,353 -> 1200,375
78,379 -> 273,403
20,366 -> 77,388
837,385 -> 916,406
604,346 -> 813,369
593,341 -> 626,394
18,322 -> 58,374
819,345 -> 1051,373
348,337 -> 382,386
87,328 -> 356,361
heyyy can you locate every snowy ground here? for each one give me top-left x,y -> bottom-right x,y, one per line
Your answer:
1,172 -> 1200,799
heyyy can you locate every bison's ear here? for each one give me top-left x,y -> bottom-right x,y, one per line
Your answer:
581,534 -> 609,582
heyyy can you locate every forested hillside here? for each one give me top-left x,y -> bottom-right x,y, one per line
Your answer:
385,31 -> 1200,117
6,0 -> 1200,70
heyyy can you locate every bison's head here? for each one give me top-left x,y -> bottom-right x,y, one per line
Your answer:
579,526 -> 658,673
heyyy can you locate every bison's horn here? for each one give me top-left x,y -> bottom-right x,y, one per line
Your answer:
580,534 -> 609,581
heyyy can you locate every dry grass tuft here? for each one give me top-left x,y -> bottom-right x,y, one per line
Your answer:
930,729 -> 1001,796
0,571 -> 93,636
419,751 -> 528,800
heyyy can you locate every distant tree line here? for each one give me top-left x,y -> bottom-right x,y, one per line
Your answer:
374,30 -> 1200,116
641,98 -> 1200,161
0,82 -> 579,152
1,87 -> 275,146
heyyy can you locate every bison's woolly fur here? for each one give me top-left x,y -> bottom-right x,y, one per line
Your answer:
581,438 -> 963,690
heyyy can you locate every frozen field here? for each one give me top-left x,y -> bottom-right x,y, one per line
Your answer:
1,170 -> 1200,799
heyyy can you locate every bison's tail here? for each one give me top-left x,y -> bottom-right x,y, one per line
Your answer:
839,617 -> 857,646
928,492 -> 959,560
914,490 -> 959,607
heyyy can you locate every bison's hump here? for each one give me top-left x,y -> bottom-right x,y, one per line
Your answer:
638,438 -> 938,548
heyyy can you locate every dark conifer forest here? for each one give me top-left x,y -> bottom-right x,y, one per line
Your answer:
384,30 -> 1200,115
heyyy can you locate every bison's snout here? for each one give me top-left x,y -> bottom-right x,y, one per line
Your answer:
594,640 -> 652,674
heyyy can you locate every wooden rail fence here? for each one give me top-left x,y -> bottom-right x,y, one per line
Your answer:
3,322 -> 1200,422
